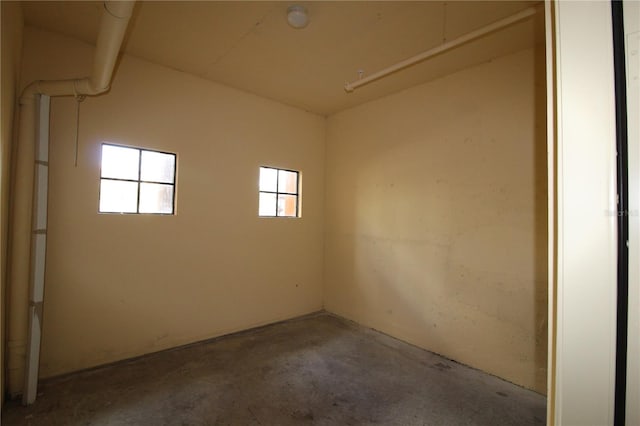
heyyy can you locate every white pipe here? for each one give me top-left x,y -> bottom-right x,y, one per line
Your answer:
20,1 -> 134,99
344,6 -> 538,92
90,1 -> 135,92
22,95 -> 50,405
8,0 -> 135,405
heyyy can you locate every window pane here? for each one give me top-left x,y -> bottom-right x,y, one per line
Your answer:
259,167 -> 277,192
139,183 -> 174,214
278,170 -> 298,194
101,145 -> 139,180
259,192 -> 277,216
278,194 -> 298,217
140,150 -> 175,183
99,179 -> 138,213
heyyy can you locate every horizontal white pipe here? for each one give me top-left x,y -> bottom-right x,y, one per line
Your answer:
344,6 -> 538,92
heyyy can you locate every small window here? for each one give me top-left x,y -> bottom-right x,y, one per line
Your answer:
259,166 -> 300,217
99,144 -> 176,214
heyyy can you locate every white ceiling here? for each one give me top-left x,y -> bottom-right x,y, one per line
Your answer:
22,1 -> 544,116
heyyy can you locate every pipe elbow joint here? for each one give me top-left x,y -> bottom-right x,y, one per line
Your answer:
104,1 -> 135,20
88,83 -> 111,95
19,83 -> 40,104
92,81 -> 111,95
73,79 -> 109,96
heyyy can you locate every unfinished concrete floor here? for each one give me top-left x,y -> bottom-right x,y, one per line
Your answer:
3,313 -> 545,425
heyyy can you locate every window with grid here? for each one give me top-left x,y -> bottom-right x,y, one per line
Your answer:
258,166 -> 300,217
99,143 -> 176,214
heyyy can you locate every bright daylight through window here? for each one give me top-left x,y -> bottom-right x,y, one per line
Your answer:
99,144 -> 176,214
259,166 -> 300,217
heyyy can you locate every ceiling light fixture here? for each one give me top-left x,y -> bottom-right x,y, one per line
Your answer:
287,5 -> 309,29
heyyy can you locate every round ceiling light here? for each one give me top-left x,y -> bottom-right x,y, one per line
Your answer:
287,5 -> 309,29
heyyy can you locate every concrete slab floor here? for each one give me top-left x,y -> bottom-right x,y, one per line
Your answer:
2,313 -> 546,426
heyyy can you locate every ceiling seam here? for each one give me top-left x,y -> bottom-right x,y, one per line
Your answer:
204,5 -> 277,72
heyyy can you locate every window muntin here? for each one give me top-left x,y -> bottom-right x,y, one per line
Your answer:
259,166 -> 300,217
99,143 -> 176,214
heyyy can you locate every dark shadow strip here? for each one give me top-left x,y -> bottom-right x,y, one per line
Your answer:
612,1 -> 629,425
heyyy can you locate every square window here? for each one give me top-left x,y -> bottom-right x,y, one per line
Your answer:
99,144 -> 177,214
277,194 -> 298,217
259,166 -> 300,217
140,150 -> 176,184
278,170 -> 298,193
101,145 -> 139,180
139,183 -> 174,214
259,192 -> 277,217
99,180 -> 138,213
259,167 -> 278,192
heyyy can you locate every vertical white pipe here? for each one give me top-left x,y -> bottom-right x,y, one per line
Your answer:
7,91 -> 37,397
8,0 -> 135,403
22,95 -> 50,405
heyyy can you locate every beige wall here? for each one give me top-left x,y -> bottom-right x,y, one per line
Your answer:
1,0 -> 24,403
9,18 -> 546,398
7,27 -> 325,392
324,47 -> 547,393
